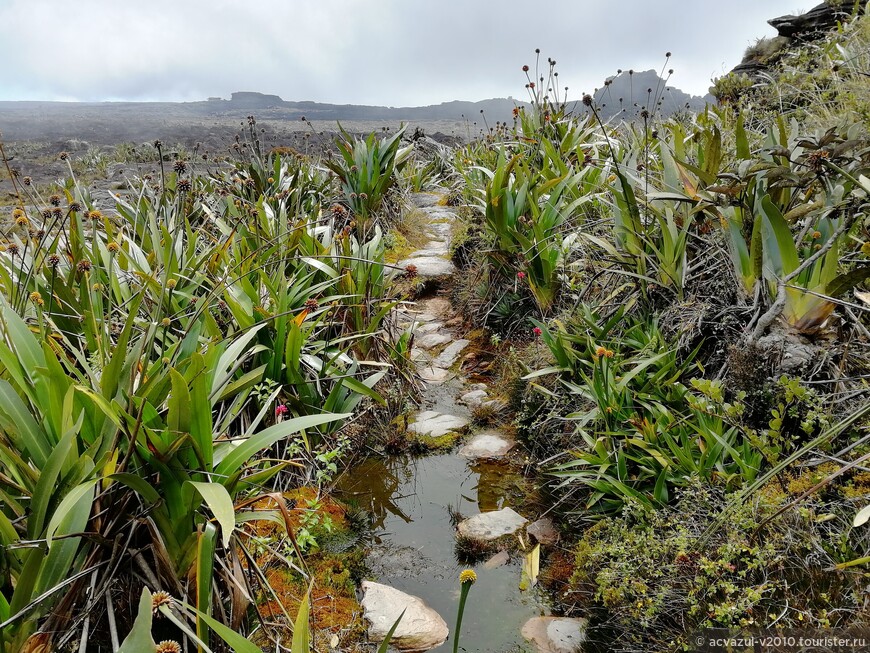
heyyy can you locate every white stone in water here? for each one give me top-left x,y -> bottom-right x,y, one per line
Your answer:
460,389 -> 488,407
434,339 -> 470,368
416,332 -> 452,350
408,411 -> 468,438
521,617 -> 588,653
398,256 -> 455,278
457,507 -> 527,541
458,431 -> 515,460
483,550 -> 510,569
361,581 -> 449,651
417,367 -> 450,384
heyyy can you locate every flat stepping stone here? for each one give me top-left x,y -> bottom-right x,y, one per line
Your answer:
361,581 -> 449,651
418,367 -> 450,384
521,617 -> 588,653
483,550 -> 510,569
457,507 -> 527,541
427,223 -> 453,238
416,332 -> 452,350
411,348 -> 431,363
410,246 -> 449,257
398,255 -> 455,278
425,208 -> 457,220
419,297 -> 451,315
434,339 -> 470,368
415,321 -> 444,334
408,411 -> 468,438
458,431 -> 515,460
396,312 -> 437,326
410,192 -> 447,208
460,389 -> 488,407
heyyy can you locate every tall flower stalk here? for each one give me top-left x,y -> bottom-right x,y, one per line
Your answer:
453,569 -> 476,653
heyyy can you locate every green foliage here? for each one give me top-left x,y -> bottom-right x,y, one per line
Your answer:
0,127 -> 408,649
528,310 -> 761,514
570,483 -> 867,652
325,125 -> 412,235
480,151 -> 591,312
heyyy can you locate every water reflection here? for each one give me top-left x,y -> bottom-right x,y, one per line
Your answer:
335,453 -> 545,653
336,457 -> 417,527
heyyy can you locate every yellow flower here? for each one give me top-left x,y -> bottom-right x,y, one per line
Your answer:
459,569 -> 477,585
29,291 -> 44,306
595,346 -> 607,357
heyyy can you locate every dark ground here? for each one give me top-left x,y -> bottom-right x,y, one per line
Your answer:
0,103 -> 470,210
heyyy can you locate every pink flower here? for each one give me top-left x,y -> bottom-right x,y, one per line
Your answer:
517,271 -> 526,280
275,404 -> 288,416
533,327 -> 542,337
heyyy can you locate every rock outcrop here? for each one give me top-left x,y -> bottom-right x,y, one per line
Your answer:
729,2 -> 863,80
769,1 -> 857,38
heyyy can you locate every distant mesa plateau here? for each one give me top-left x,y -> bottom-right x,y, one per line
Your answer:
0,76 -> 711,145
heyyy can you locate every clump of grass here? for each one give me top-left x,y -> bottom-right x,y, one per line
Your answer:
454,533 -> 496,564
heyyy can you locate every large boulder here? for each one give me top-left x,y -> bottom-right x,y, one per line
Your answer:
361,581 -> 449,651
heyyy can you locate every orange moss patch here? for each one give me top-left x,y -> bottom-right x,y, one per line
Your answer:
258,559 -> 365,649
540,548 -> 576,595
242,487 -> 347,538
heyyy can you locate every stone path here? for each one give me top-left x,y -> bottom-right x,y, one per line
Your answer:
363,191 -> 573,652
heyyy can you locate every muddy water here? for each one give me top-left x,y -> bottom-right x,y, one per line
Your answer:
336,453 -> 546,653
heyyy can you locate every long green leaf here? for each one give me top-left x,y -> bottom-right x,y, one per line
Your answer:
292,586 -> 311,653
214,413 -> 350,480
118,588 -> 157,653
187,482 -> 235,549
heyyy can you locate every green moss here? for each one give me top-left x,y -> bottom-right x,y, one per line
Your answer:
383,228 -> 413,264
566,485 -> 868,652
408,430 -> 462,452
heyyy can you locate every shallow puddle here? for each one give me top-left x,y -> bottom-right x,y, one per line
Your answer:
336,454 -> 546,653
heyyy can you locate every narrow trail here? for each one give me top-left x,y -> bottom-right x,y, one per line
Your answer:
338,192 -> 587,653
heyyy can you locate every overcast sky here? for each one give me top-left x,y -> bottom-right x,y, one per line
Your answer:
0,0 -> 815,106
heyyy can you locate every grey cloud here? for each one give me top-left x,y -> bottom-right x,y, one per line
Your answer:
0,0 -> 813,104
